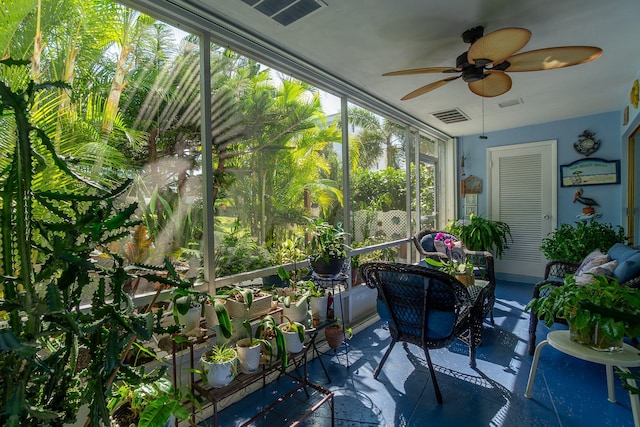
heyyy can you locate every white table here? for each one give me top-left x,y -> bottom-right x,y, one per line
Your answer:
525,330 -> 640,427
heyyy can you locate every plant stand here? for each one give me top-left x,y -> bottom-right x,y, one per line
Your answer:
172,309 -> 334,427
525,330 -> 640,427
311,272 -> 350,368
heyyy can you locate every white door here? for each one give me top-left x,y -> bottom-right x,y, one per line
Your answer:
487,140 -> 557,278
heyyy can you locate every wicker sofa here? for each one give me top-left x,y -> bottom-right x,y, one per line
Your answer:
528,243 -> 640,355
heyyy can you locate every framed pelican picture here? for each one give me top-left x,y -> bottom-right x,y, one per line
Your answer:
560,158 -> 620,187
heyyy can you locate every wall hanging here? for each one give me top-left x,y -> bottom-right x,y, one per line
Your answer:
573,130 -> 600,156
560,158 -> 620,187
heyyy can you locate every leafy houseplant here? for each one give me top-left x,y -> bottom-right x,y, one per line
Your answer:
200,343 -> 238,388
278,316 -> 307,354
527,274 -> 640,350
306,218 -> 349,275
540,219 -> 626,262
446,214 -> 512,258
108,375 -> 189,427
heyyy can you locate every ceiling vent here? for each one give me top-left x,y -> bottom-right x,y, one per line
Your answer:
498,98 -> 524,108
430,108 -> 470,124
241,0 -> 326,26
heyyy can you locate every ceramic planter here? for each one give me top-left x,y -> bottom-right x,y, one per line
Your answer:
281,299 -> 309,324
236,338 -> 262,373
177,303 -> 202,334
201,353 -> 237,388
279,323 -> 305,354
204,302 -> 218,330
226,293 -> 272,319
310,295 -> 328,323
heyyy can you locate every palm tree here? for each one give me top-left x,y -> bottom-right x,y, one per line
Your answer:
345,107 -> 406,170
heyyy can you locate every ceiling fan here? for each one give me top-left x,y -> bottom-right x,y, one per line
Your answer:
383,26 -> 602,100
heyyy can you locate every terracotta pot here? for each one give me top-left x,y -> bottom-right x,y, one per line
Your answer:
324,326 -> 344,350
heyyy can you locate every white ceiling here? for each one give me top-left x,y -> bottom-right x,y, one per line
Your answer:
133,0 -> 640,137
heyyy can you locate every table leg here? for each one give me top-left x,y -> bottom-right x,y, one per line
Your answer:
606,364 -> 616,403
618,366 -> 640,427
525,339 -> 549,398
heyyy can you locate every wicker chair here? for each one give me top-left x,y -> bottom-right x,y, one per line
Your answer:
360,261 -> 483,404
528,244 -> 640,355
412,229 -> 496,325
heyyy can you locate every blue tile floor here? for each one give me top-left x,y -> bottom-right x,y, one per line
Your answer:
208,281 -> 640,426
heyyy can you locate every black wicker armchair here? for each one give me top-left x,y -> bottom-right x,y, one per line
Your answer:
360,261 -> 484,404
412,229 -> 496,325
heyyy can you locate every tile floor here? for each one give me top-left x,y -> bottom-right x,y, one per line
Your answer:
208,280 -> 639,427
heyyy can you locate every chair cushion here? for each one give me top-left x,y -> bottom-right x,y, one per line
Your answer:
575,259 -> 618,285
575,249 -> 609,275
426,310 -> 455,339
613,251 -> 640,284
607,243 -> 640,263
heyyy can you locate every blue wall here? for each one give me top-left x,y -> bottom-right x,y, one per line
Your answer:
457,111 -> 623,227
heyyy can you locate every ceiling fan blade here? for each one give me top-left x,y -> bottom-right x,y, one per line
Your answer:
383,67 -> 460,76
468,27 -> 531,65
504,46 -> 603,71
401,76 -> 460,100
468,71 -> 512,97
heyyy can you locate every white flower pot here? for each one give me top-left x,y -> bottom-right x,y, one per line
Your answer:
201,354 -> 237,388
281,300 -> 309,323
310,295 -> 328,322
236,338 -> 262,373
177,303 -> 201,335
279,323 -> 305,354
204,303 -> 218,330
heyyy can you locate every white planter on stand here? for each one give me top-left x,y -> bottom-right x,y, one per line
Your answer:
310,295 -> 328,323
236,338 -> 262,373
177,303 -> 202,336
281,300 -> 308,323
279,322 -> 305,354
201,354 -> 237,388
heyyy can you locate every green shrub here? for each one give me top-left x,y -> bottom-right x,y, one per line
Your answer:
540,219 -> 626,261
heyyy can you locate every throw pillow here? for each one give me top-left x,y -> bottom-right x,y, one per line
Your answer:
575,249 -> 609,275
575,259 -> 618,285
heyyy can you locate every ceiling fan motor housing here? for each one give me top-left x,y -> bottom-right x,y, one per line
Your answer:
456,51 -> 485,82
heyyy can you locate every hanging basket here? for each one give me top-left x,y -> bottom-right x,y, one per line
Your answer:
310,258 -> 345,276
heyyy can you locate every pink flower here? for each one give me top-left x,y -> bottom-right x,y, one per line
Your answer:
444,238 -> 454,250
435,232 -> 445,241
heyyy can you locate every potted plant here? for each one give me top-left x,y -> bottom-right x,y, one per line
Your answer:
527,274 -> 640,351
324,318 -> 353,351
219,286 -> 273,320
200,343 -> 238,388
236,319 -> 275,374
278,316 -> 307,354
423,257 -> 475,287
108,374 -> 189,427
306,218 -> 349,276
304,281 -> 329,323
539,218 -> 626,262
270,267 -> 311,323
172,288 -> 232,338
446,213 -> 512,258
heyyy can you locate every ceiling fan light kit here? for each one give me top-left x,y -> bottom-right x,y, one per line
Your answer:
384,26 -> 602,100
